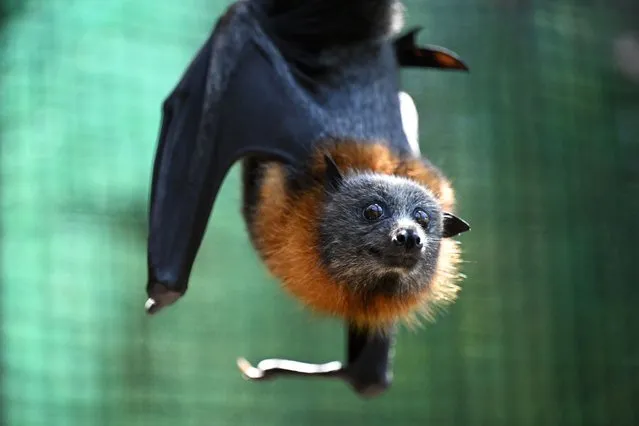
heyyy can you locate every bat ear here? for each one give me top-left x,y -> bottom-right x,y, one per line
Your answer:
324,154 -> 344,191
442,212 -> 470,238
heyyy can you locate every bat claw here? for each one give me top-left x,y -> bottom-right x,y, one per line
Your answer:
144,298 -> 158,314
237,357 -> 265,380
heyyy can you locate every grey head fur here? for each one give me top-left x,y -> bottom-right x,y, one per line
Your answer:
318,171 -> 444,299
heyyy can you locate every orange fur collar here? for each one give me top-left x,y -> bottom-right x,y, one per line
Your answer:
252,141 -> 463,330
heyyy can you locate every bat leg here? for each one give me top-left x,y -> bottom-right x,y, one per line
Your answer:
236,324 -> 396,398
340,324 -> 395,397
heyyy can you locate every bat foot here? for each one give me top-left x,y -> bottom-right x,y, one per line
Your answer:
347,375 -> 392,398
236,356 -> 343,382
144,298 -> 158,313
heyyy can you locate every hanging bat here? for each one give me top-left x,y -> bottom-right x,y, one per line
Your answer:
144,0 -> 470,398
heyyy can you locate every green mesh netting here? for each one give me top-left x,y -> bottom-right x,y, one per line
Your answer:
1,1 -> 638,425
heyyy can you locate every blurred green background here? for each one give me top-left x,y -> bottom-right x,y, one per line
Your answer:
1,0 -> 638,425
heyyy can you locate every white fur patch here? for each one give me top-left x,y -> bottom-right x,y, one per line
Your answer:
399,91 -> 420,155
389,1 -> 406,36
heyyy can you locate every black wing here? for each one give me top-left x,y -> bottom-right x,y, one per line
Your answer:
394,27 -> 469,71
146,16 -> 320,314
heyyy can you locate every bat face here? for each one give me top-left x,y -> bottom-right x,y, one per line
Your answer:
318,170 -> 444,299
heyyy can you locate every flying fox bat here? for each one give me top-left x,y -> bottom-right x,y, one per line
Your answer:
144,0 -> 470,398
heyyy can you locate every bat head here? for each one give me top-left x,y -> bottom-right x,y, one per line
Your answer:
318,155 -> 469,299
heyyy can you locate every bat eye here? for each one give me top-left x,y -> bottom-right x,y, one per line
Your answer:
413,208 -> 430,227
363,203 -> 384,221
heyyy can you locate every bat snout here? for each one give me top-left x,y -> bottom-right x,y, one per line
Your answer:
364,227 -> 425,270
391,228 -> 423,251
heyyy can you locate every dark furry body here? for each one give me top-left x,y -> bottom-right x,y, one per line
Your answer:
240,0 -> 411,248
145,0 -> 463,325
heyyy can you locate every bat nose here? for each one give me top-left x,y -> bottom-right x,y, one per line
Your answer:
392,228 -> 423,250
